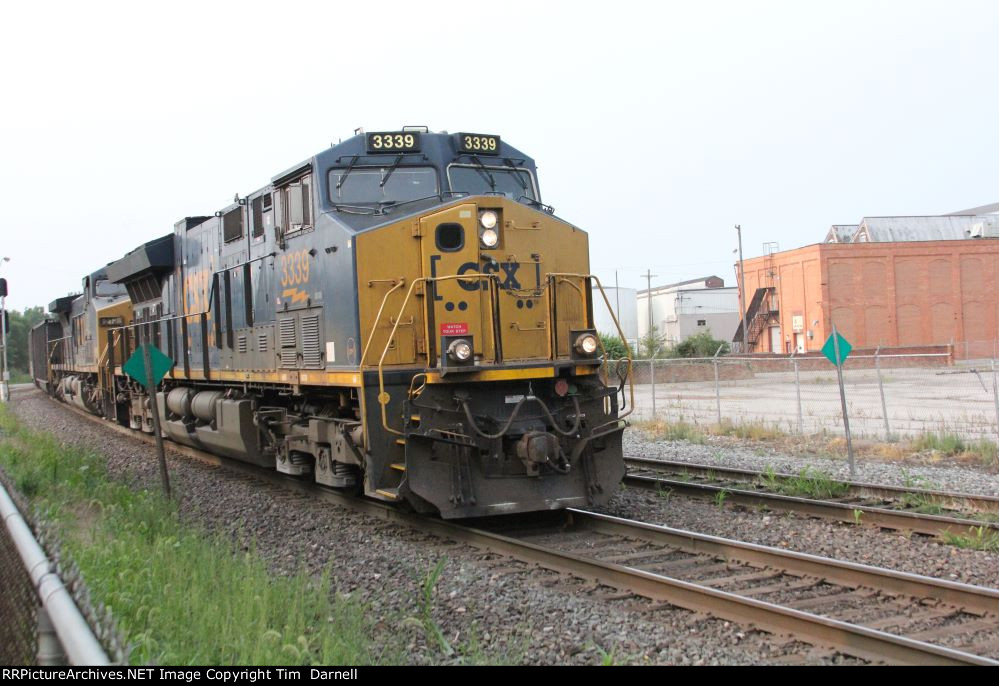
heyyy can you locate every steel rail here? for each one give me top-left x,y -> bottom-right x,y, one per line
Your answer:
625,472 -> 998,538
44,392 -> 999,665
626,454 -> 999,514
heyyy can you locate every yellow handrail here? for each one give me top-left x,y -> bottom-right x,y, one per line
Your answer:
359,278 -> 406,368
376,273 -> 499,435
547,272 -> 635,423
372,270 -> 633,437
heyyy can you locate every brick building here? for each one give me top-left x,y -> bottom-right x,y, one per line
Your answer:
735,217 -> 999,358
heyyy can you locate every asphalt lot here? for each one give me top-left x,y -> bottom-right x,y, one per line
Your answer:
631,365 -> 999,440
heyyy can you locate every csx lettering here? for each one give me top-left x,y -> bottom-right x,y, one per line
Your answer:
499,262 -> 521,289
280,250 -> 311,288
455,261 -> 521,291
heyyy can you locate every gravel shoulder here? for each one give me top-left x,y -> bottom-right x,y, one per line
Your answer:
625,430 -> 999,497
619,431 -> 999,588
8,386 -> 853,665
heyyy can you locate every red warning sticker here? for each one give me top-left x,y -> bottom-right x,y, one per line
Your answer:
440,322 -> 469,335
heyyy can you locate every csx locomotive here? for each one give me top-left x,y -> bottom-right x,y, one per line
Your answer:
31,128 -> 632,518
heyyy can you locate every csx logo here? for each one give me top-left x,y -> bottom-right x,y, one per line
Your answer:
430,255 -> 539,294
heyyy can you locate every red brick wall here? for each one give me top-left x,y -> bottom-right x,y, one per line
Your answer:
738,240 -> 999,358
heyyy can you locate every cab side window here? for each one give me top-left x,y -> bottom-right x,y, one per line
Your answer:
252,193 -> 273,239
281,175 -> 313,235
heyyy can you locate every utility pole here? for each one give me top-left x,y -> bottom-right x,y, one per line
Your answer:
736,225 -> 748,353
644,269 -> 658,345
0,257 -> 10,403
614,270 -> 621,323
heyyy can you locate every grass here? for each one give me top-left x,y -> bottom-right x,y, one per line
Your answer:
639,417 -> 999,468
0,404 -> 375,665
636,418 -> 786,445
417,559 -> 452,656
911,432 -> 998,465
759,465 -> 850,500
940,526 -> 999,553
8,370 -> 32,384
636,419 -> 707,444
711,420 -> 785,441
896,469 -> 945,514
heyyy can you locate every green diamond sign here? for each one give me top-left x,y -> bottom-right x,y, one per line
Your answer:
122,344 -> 174,389
821,332 -> 853,367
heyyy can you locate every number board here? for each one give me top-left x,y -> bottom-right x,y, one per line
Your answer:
366,132 -> 421,153
457,133 -> 501,155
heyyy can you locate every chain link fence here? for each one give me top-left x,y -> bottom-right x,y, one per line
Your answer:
0,467 -> 125,665
0,493 -> 41,665
629,342 -> 999,447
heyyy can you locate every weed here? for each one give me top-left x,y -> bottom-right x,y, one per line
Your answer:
418,558 -> 453,656
594,643 -> 617,665
0,405 -> 375,665
757,466 -> 848,500
634,420 -> 707,444
913,432 -> 967,455
910,433 -> 998,466
940,526 -> 999,552
714,489 -> 729,510
852,509 -> 863,526
655,482 -> 673,502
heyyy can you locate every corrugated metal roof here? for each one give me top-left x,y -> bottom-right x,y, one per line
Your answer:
638,275 -> 724,295
854,215 -> 986,242
947,201 -> 999,216
825,225 -> 858,243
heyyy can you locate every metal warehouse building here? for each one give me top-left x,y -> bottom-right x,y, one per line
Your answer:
735,207 -> 999,358
638,276 -> 740,348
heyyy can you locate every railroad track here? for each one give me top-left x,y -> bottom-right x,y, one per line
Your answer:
624,455 -> 999,538
41,393 -> 999,665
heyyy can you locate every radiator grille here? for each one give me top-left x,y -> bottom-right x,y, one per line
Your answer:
279,318 -> 296,348
301,315 -> 322,368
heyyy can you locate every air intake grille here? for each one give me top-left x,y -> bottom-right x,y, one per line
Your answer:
301,315 -> 321,368
258,333 -> 268,353
279,318 -> 296,348
237,335 -> 248,354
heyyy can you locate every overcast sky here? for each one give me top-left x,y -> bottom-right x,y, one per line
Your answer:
2,0 -> 998,310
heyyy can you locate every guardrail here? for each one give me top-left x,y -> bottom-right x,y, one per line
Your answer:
0,479 -> 109,665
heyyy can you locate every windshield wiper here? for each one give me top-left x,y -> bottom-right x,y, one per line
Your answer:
518,195 -> 555,214
335,155 -> 360,191
502,157 -> 529,193
330,202 -> 380,215
469,155 -> 496,191
375,193 -> 444,214
380,154 -> 404,188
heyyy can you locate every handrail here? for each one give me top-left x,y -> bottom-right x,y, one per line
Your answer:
548,272 -> 635,424
359,278 -> 406,367
374,271 -> 634,437
376,273 -> 500,435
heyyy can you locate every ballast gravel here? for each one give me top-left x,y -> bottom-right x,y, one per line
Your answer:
14,386 -> 987,664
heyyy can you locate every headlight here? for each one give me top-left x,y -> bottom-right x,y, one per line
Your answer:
479,210 -> 498,230
480,228 -> 499,248
447,338 -> 473,362
574,333 -> 599,356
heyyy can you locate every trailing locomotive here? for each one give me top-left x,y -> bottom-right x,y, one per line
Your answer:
34,128 -> 632,518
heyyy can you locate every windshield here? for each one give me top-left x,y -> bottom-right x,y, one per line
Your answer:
328,166 -> 438,205
94,279 -> 125,297
448,165 -> 536,201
